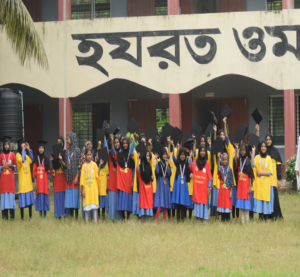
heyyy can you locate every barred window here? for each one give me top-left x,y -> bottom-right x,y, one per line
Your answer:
268,96 -> 284,145
267,0 -> 282,10
71,0 -> 110,20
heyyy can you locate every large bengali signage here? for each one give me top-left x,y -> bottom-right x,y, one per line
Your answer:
0,9 -> 300,98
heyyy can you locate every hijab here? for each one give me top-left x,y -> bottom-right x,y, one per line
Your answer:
64,132 -> 81,185
78,141 -> 93,180
140,151 -> 152,184
176,147 -> 191,182
237,143 -> 254,178
259,141 -> 268,158
17,139 -> 25,155
109,135 -> 121,168
117,137 -> 134,169
139,133 -> 146,144
217,130 -> 227,154
199,135 -> 207,148
196,145 -> 207,171
265,133 -> 282,163
156,150 -> 168,178
52,136 -> 65,170
33,145 -> 50,172
2,138 -> 10,154
219,153 -> 234,189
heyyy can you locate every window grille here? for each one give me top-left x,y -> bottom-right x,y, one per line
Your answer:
267,0 -> 282,10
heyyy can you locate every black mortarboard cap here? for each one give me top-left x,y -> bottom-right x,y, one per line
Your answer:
251,108 -> 263,125
162,123 -> 174,138
175,127 -> 183,144
136,142 -> 148,158
212,136 -> 223,155
102,120 -> 108,130
152,141 -> 165,157
204,123 -> 214,138
127,118 -> 139,134
231,126 -> 245,144
97,147 -> 109,163
189,122 -> 202,139
109,121 -> 120,135
171,128 -> 181,145
208,110 -> 218,125
249,132 -> 260,149
184,133 -> 195,150
239,124 -> 248,136
96,128 -> 105,146
220,103 -> 233,119
37,140 -> 48,147
52,143 -> 64,160
1,136 -> 12,143
145,125 -> 157,142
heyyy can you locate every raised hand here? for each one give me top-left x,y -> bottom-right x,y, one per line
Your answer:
223,117 -> 227,124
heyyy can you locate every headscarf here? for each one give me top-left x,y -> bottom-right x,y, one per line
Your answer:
237,143 -> 254,178
176,147 -> 191,183
219,153 -> 234,189
156,150 -> 168,178
259,141 -> 267,158
52,136 -> 65,170
17,139 -> 25,155
78,141 -> 93,181
140,151 -> 152,184
2,138 -> 10,154
57,136 -> 64,148
117,137 -> 134,169
199,135 -> 207,148
196,145 -> 207,171
217,130 -> 227,154
139,133 -> 146,144
265,133 -> 282,163
64,132 -> 81,185
33,145 -> 50,172
109,135 -> 121,168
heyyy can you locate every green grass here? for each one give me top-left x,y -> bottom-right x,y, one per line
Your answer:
0,192 -> 300,276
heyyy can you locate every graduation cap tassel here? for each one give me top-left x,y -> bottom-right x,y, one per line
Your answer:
227,123 -> 230,135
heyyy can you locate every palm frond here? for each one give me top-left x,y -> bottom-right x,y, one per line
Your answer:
0,0 -> 49,70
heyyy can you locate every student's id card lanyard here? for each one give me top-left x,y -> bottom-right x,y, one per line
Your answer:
161,164 -> 167,184
68,151 -> 74,169
3,152 -> 11,165
124,152 -> 130,168
86,162 -> 92,181
239,157 -> 247,180
180,164 -> 185,184
260,156 -> 267,179
38,156 -> 44,179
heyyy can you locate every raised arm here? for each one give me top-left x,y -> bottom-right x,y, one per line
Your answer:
223,117 -> 228,138
234,143 -> 239,164
256,124 -> 259,136
213,124 -> 217,141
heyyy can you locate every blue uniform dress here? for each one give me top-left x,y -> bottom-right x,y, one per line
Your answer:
171,157 -> 190,207
154,164 -> 171,209
130,142 -> 139,216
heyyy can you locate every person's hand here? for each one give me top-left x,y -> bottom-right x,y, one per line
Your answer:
252,145 -> 256,153
277,180 -> 281,189
98,141 -> 102,149
110,134 -> 114,140
59,153 -> 62,161
229,191 -> 232,199
256,172 -> 261,177
131,133 -> 134,141
189,151 -> 193,159
223,117 -> 227,124
151,175 -> 154,180
190,173 -> 193,179
171,140 -> 174,147
176,143 -> 179,147
207,137 -> 211,147
165,159 -> 169,167
82,189 -> 86,198
207,188 -> 211,196
192,134 -> 196,139
256,124 -> 259,131
131,181 -> 134,190
100,159 -> 104,166
217,152 -> 221,159
167,136 -> 171,143
235,143 -> 239,150
21,144 -> 26,151
2,163 -> 9,169
213,124 -> 217,132
148,139 -> 152,145
296,171 -> 299,176
248,185 -> 252,194
50,155 -> 54,161
137,152 -> 140,159
25,142 -> 30,150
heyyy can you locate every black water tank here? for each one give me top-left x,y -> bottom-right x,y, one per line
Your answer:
0,88 -> 22,140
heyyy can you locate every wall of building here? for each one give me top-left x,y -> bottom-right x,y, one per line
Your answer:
111,0 -> 128,17
41,0 -> 58,22
247,0 -> 266,11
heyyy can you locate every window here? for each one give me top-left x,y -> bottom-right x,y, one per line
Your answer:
156,108 -> 169,136
267,0 -> 282,11
71,0 -> 110,20
155,0 -> 167,15
268,96 -> 284,145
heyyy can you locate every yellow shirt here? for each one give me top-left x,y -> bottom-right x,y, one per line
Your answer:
212,155 -> 221,189
132,151 -> 139,193
270,158 -> 281,187
16,153 -> 33,194
151,155 -> 158,193
80,162 -> 99,207
168,148 -> 177,192
252,155 -> 273,202
225,141 -> 237,187
97,163 -> 109,196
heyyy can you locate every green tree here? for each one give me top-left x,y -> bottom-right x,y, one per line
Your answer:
0,0 -> 49,69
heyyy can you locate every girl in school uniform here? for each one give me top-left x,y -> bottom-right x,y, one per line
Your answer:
251,141 -> 273,221
234,143 -> 254,224
197,135 -> 212,165
171,147 -> 192,223
60,132 -> 81,219
168,140 -> 178,218
33,141 -> 51,219
265,134 -> 283,220
217,153 -> 234,222
16,139 -> 35,220
154,148 -> 171,223
116,137 -> 135,220
107,135 -> 122,220
0,137 -> 17,220
50,136 -> 67,219
97,155 -> 109,220
188,145 -> 213,222
136,150 -> 154,223
150,138 -> 158,216
80,148 -> 99,223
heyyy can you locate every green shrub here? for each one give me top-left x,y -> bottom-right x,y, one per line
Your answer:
285,155 -> 297,188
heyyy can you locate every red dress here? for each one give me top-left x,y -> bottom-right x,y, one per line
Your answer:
189,161 -> 212,205
107,151 -> 118,193
54,168 -> 67,193
33,163 -> 51,195
137,169 -> 153,209
217,175 -> 232,210
236,167 -> 251,200
117,164 -> 133,194
0,152 -> 17,194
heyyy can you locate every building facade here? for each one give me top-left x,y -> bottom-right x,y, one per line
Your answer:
0,0 -> 299,170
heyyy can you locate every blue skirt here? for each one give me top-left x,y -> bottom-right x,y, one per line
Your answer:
253,187 -> 273,215
170,192 -> 177,209
35,193 -> 50,212
139,208 -> 153,217
250,191 -> 255,212
212,187 -> 219,207
132,191 -> 139,215
99,195 -> 109,208
194,203 -> 209,220
217,207 -> 231,213
1,193 -> 16,210
171,179 -> 190,207
54,192 -> 65,218
117,190 -> 132,212
232,186 -> 237,206
65,188 -> 80,209
187,195 -> 194,210
210,188 -> 215,216
108,190 -> 122,220
154,178 -> 171,209
19,191 -> 35,208
236,198 -> 251,210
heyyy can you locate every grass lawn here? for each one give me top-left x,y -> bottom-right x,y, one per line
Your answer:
0,192 -> 299,276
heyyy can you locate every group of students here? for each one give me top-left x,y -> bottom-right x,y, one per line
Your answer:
0,117 -> 283,224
